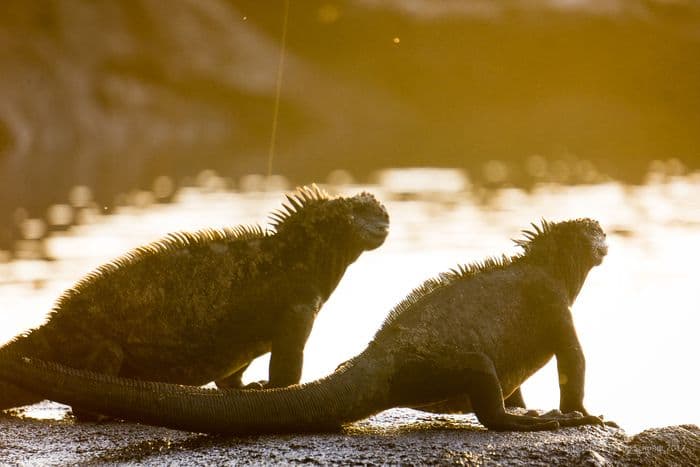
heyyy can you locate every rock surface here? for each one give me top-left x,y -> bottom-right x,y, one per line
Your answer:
1,404 -> 698,465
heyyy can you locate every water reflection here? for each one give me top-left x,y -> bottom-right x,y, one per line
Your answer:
0,169 -> 698,434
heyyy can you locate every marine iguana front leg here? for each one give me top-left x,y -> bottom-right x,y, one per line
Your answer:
440,352 -> 603,431
214,301 -> 321,390
553,312 -> 589,415
545,309 -> 617,427
267,301 -> 321,388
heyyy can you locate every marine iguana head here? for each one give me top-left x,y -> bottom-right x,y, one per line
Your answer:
514,218 -> 607,304
270,184 -> 390,253
343,191 -> 391,250
515,218 -> 608,267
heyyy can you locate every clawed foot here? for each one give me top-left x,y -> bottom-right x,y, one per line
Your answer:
242,380 -> 269,390
486,413 -> 560,431
486,409 -> 617,431
526,409 -> 617,428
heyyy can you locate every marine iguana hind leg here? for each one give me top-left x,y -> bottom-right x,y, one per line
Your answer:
458,353 -> 603,431
0,382 -> 42,412
215,363 -> 267,390
504,388 -> 526,408
411,387 -> 522,414
454,353 -> 559,431
215,364 -> 250,389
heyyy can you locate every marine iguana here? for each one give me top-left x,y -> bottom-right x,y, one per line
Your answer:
0,185 -> 390,417
0,218 -> 609,432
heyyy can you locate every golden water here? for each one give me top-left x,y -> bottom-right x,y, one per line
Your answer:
1,171 -> 698,434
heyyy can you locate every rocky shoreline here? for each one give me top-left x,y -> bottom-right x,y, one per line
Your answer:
1,405 -> 697,465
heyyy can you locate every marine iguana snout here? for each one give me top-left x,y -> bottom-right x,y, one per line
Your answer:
346,192 -> 390,250
587,223 -> 608,265
557,218 -> 608,266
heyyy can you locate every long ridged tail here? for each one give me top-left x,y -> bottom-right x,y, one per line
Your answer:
0,333 -> 51,410
0,353 -> 387,434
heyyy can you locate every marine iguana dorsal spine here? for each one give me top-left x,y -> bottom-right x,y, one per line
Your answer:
0,218 -> 609,432
0,185 -> 390,417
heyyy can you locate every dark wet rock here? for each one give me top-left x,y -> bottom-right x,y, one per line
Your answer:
0,405 -> 697,466
576,449 -> 610,466
622,424 -> 700,466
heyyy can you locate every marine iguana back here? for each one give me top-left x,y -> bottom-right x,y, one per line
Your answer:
1,218 -> 609,432
0,185 -> 389,416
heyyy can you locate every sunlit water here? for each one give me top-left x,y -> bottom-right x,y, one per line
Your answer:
1,172 -> 698,435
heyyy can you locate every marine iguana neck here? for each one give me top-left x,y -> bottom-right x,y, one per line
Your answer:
275,228 -> 364,301
529,253 -> 592,305
267,185 -> 389,301
316,245 -> 362,300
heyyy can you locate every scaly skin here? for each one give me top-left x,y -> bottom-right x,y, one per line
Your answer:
0,185 -> 389,418
1,218 -> 609,432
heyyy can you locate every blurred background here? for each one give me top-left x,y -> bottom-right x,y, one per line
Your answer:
0,0 -> 698,434
1,0 -> 699,254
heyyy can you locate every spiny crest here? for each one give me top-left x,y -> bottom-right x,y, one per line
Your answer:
376,276 -> 450,335
441,254 -> 516,281
53,225 -> 267,310
376,253 -> 518,335
512,218 -> 554,250
268,184 -> 331,230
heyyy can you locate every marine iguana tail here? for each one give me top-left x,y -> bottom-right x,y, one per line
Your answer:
0,218 -> 609,432
0,185 -> 389,417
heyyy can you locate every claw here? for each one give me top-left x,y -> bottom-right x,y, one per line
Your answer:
521,408 -> 608,429
597,415 -> 620,428
242,380 -> 268,390
536,420 -> 560,431
555,414 -> 605,428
